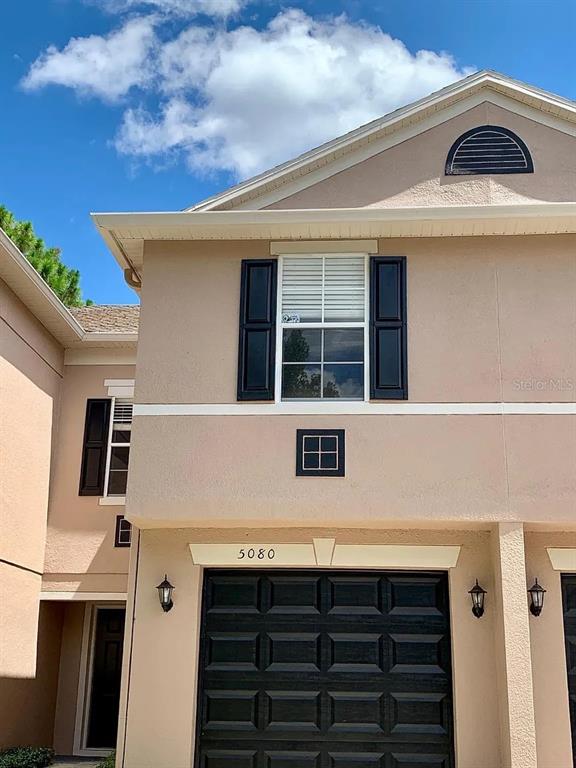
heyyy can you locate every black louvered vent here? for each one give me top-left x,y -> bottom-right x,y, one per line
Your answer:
445,125 -> 534,175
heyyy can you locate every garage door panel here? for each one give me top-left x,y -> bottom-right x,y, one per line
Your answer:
208,576 -> 262,613
388,578 -> 448,618
328,633 -> 383,673
265,691 -> 321,732
269,577 -> 322,615
265,751 -> 321,767
329,752 -> 384,766
389,753 -> 451,767
389,635 -> 447,675
203,750 -> 257,768
204,690 -> 259,731
196,571 -> 454,768
266,632 -> 321,672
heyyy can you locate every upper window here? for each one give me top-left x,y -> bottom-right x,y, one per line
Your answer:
445,125 -> 534,176
280,254 -> 366,400
104,398 -> 132,496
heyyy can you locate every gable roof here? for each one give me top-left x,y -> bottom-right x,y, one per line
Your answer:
186,70 -> 576,213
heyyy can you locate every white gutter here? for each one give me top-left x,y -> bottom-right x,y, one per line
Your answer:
92,202 -> 576,233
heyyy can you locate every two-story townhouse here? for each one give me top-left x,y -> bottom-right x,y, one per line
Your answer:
91,71 -> 576,768
0,227 -> 138,757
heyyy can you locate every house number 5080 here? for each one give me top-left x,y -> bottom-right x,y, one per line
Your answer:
238,548 -> 276,560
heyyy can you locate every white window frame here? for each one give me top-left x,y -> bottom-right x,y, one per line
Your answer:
102,397 -> 132,498
275,253 -> 370,403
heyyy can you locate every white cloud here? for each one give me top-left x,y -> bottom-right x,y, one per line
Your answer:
116,10 -> 473,176
22,16 -> 158,102
97,0 -> 248,18
23,8 -> 473,177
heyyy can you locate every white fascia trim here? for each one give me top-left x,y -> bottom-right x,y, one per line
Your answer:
186,71 -> 576,212
91,202 -> 576,235
40,592 -> 128,601
0,227 -> 84,339
83,332 -> 139,343
104,379 -> 135,387
133,402 -> 576,417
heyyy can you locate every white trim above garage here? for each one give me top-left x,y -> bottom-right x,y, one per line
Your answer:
547,549 -> 576,571
189,540 -> 461,569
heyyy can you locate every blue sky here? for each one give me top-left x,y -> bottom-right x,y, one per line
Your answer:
0,0 -> 574,304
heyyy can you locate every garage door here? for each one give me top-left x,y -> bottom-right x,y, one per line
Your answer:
195,570 -> 454,768
562,574 -> 576,767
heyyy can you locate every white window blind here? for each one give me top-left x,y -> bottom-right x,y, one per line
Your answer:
113,399 -> 133,425
282,254 -> 365,323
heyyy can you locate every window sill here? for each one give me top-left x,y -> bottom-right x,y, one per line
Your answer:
99,496 -> 126,506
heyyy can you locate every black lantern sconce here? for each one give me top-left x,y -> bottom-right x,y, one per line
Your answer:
469,580 -> 487,618
156,574 -> 174,612
528,578 -> 546,617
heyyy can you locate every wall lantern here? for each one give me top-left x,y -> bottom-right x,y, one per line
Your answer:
469,580 -> 487,618
156,574 -> 174,612
528,579 -> 546,617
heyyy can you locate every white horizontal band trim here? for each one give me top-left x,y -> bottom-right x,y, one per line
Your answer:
134,402 -> 576,417
547,548 -> 576,571
99,496 -> 126,506
270,240 -> 377,254
40,592 -> 127,601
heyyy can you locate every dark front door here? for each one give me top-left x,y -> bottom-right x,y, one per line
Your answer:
87,607 -> 126,749
196,570 -> 454,768
562,575 -> 576,766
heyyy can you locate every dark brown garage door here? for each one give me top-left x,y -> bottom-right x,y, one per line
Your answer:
562,574 -> 576,767
195,570 -> 454,768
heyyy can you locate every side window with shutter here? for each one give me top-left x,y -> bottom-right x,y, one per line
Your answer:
237,259 -> 277,400
370,257 -> 407,399
79,399 -> 111,495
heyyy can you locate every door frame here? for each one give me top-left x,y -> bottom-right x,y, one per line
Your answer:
73,602 -> 126,757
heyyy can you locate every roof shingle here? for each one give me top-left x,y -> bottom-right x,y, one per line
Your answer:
70,304 -> 139,333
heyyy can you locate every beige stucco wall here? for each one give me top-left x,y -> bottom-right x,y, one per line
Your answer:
0,278 -> 63,676
120,527 -> 501,768
126,412 -> 575,527
43,364 -> 135,593
267,103 -> 576,209
136,236 -> 576,406
0,602 -> 64,748
53,602 -> 87,754
525,531 -> 576,768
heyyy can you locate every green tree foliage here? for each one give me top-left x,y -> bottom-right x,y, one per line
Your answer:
0,205 -> 91,306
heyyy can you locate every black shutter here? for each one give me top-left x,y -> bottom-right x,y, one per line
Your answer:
79,399 -> 111,495
237,259 -> 277,400
370,256 -> 407,399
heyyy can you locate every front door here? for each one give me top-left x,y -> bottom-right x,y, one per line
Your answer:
86,607 -> 126,749
562,575 -> 576,766
195,570 -> 455,767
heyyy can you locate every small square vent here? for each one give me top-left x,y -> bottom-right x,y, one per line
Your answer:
296,429 -> 345,477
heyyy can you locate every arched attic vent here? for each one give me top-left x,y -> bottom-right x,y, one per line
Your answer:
445,125 -> 534,175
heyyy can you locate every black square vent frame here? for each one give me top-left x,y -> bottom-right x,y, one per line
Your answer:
296,429 -> 345,477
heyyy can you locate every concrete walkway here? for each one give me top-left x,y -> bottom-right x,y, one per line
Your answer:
52,759 -> 101,768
